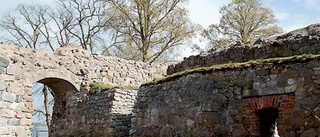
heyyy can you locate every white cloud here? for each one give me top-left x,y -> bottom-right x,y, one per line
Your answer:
187,0 -> 231,27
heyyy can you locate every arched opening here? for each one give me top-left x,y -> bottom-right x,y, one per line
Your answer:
30,77 -> 79,137
31,83 -> 54,137
255,107 -> 279,137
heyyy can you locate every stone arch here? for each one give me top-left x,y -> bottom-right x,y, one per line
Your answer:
33,77 -> 81,136
28,70 -> 80,91
21,69 -> 81,136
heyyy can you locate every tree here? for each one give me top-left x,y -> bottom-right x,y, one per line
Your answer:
0,0 -> 113,52
31,83 -> 54,136
0,4 -> 55,50
106,0 -> 196,63
202,0 -> 282,49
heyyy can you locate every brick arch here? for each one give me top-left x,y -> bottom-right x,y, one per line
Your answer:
242,94 -> 295,136
252,96 -> 281,110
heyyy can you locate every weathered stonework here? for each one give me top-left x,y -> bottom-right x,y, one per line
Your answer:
133,24 -> 320,137
0,44 -> 166,137
1,23 -> 320,137
75,88 -> 138,137
167,23 -> 320,75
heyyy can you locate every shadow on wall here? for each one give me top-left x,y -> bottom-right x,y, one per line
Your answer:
73,113 -> 133,137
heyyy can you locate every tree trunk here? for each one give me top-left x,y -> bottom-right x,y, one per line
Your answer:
43,85 -> 51,136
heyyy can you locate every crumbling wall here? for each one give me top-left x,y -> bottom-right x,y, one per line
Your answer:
133,60 -> 320,136
74,88 -> 137,137
167,23 -> 320,75
132,23 -> 320,137
0,44 -> 167,137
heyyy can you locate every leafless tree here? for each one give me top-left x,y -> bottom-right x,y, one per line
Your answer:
0,0 -> 114,52
105,0 -> 197,63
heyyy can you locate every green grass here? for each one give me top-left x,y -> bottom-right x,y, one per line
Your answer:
90,82 -> 139,92
90,82 -> 115,91
143,54 -> 320,86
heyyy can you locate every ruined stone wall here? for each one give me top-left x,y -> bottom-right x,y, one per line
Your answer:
133,24 -> 320,137
72,88 -> 137,137
133,59 -> 320,137
167,23 -> 320,74
0,44 -> 167,136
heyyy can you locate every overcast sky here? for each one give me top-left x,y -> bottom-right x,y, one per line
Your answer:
0,0 -> 319,57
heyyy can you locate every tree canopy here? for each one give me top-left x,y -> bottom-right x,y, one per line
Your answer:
201,0 -> 283,49
106,0 -> 196,63
0,0 -> 113,52
0,0 -> 197,63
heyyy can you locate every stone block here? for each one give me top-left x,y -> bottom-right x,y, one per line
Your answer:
15,126 -> 28,137
0,80 -> 6,90
290,111 -> 305,128
284,85 -> 297,93
0,67 -> 4,74
20,118 -> 31,126
186,119 -> 194,128
1,75 -> 15,82
15,110 -> 23,118
6,67 -> 16,75
231,124 -> 248,137
214,124 -> 228,137
2,109 -> 15,118
0,127 -> 9,135
0,118 -> 7,126
7,118 -> 20,126
0,101 -> 5,109
300,128 -> 318,137
160,126 -> 174,137
7,82 -> 21,93
2,92 -> 16,102
313,67 -> 320,75
202,112 -> 221,127
0,57 -> 9,68
256,69 -> 269,76
168,115 -> 185,126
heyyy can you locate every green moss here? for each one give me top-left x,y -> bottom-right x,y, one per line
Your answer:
90,82 -> 115,91
90,82 -> 139,91
143,54 -> 320,86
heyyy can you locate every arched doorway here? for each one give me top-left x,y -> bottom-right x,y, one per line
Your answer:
31,77 -> 80,136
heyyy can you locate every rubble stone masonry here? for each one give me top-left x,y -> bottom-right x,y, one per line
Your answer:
0,44 -> 166,136
133,23 -> 320,137
1,23 -> 320,137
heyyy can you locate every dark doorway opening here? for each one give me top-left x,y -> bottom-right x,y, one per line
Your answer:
255,107 -> 279,137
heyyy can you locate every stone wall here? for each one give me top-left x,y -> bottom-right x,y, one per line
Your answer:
73,88 -> 137,137
1,23 -> 320,137
0,44 -> 167,136
133,59 -> 320,136
167,23 -> 320,75
132,24 -> 320,137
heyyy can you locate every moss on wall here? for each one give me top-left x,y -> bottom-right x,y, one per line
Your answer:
144,54 -> 320,86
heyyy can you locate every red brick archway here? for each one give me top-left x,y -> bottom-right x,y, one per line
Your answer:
242,94 -> 295,136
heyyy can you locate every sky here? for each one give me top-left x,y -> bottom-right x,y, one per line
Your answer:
1,0 -> 319,32
0,0 -> 319,57
187,0 -> 320,31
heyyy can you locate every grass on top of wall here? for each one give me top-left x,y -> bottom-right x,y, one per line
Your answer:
143,54 -> 320,86
90,82 -> 139,91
